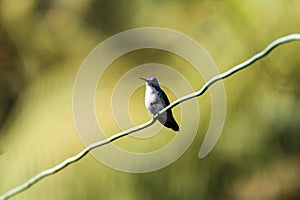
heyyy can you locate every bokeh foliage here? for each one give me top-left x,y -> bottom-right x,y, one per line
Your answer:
0,0 -> 300,199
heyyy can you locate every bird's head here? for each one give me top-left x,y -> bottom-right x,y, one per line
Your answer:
140,77 -> 160,88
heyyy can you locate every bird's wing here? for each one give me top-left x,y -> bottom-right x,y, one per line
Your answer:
158,88 -> 170,106
157,88 -> 179,131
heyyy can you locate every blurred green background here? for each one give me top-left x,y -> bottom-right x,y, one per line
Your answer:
0,0 -> 300,199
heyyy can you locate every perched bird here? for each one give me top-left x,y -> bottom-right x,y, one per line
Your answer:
140,77 -> 179,131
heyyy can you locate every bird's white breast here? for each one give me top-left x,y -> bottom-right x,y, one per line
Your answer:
144,85 -> 164,115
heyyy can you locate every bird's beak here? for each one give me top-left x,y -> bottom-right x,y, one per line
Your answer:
140,77 -> 148,82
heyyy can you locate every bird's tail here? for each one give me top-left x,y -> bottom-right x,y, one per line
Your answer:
158,112 -> 179,131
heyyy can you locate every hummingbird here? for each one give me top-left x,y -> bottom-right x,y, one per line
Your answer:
140,77 -> 179,131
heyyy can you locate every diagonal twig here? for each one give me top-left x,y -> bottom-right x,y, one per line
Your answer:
1,34 -> 300,200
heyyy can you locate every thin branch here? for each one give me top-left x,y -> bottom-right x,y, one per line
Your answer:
156,34 -> 300,115
1,34 -> 300,200
0,118 -> 157,200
